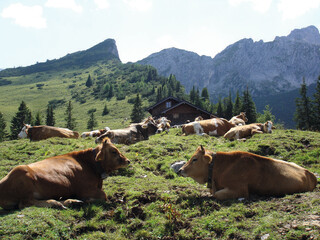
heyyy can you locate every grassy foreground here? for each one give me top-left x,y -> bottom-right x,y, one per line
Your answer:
0,129 -> 319,239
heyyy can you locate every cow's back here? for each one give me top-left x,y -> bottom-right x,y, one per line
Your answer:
29,126 -> 79,141
214,152 -> 317,196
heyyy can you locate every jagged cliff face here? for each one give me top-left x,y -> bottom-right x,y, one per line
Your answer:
138,26 -> 320,99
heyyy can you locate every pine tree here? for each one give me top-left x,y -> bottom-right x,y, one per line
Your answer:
201,87 -> 210,101
65,101 -> 77,130
295,78 -> 312,130
156,87 -> 163,102
34,112 -> 43,125
241,87 -> 257,123
86,74 -> 93,87
46,104 -> 55,126
10,101 -> 32,139
190,86 -> 196,103
257,105 -> 276,123
224,92 -> 233,120
233,91 -> 242,115
312,76 -> 320,131
108,85 -> 114,99
102,104 -> 109,116
87,112 -> 97,130
0,112 -> 8,142
216,98 -> 224,117
131,94 -> 144,123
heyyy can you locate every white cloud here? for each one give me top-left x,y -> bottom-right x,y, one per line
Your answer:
278,0 -> 320,19
45,0 -> 83,13
123,0 -> 152,12
1,3 -> 46,29
229,0 -> 272,13
94,0 -> 110,10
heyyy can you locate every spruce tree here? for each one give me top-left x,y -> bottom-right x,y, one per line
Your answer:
102,104 -> 109,116
131,94 -> 144,123
10,101 -> 32,139
233,91 -> 242,115
295,78 -> 312,130
241,87 -> 257,123
65,101 -> 77,130
312,76 -> 320,131
201,87 -> 210,101
34,112 -> 43,125
257,105 -> 276,123
87,112 -> 97,130
0,112 -> 8,142
217,98 -> 224,117
86,74 -> 93,87
190,86 -> 196,103
46,104 -> 55,126
224,92 -> 233,120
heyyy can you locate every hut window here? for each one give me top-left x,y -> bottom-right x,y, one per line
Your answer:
166,101 -> 172,108
173,113 -> 179,119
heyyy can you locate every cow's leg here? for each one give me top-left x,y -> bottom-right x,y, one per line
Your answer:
19,199 -> 67,209
79,188 -> 107,203
213,187 -> 249,200
251,129 -> 263,135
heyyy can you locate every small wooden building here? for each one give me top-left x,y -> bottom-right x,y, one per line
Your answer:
147,97 -> 212,125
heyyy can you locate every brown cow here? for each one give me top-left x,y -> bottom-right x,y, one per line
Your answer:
182,118 -> 236,136
95,117 -> 158,144
81,127 -> 110,138
224,121 -> 273,140
178,146 -> 317,200
18,124 -> 79,141
229,112 -> 248,126
0,138 -> 130,210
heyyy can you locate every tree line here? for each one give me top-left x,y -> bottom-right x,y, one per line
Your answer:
295,76 -> 320,131
187,86 -> 275,124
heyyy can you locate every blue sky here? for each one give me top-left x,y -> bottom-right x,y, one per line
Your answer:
1,0 -> 320,69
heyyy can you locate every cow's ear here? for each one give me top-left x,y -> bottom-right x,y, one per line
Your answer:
198,145 -> 205,154
103,137 -> 112,145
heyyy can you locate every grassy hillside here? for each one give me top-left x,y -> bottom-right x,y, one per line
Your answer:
0,60 -> 185,134
0,129 -> 319,239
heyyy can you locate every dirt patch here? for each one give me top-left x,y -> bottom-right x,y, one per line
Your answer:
128,206 -> 146,220
134,191 -> 159,205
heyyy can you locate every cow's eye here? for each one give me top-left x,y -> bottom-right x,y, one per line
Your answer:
192,158 -> 197,163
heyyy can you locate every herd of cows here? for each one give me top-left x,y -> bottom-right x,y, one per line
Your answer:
0,113 -> 317,209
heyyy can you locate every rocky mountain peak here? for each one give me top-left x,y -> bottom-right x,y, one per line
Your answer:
286,25 -> 320,45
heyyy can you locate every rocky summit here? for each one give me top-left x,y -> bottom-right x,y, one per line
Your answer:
138,26 -> 320,100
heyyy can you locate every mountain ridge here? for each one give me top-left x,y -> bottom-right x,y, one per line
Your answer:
0,39 -> 120,77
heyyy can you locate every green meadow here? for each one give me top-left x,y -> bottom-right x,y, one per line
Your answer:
0,128 -> 319,239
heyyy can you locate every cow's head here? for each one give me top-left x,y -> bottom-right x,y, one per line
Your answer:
263,121 -> 273,133
239,112 -> 248,122
95,131 -> 112,144
178,146 -> 213,184
18,124 -> 31,139
95,138 -> 130,174
155,117 -> 171,133
140,117 -> 158,138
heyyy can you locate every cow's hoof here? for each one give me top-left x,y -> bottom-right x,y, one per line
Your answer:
63,199 -> 84,208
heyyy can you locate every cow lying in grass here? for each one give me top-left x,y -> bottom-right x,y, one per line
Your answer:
182,118 -> 236,136
18,124 -> 79,141
224,121 -> 274,140
228,112 -> 248,126
95,117 -> 158,145
178,146 -> 317,200
0,138 -> 130,210
81,127 -> 110,138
